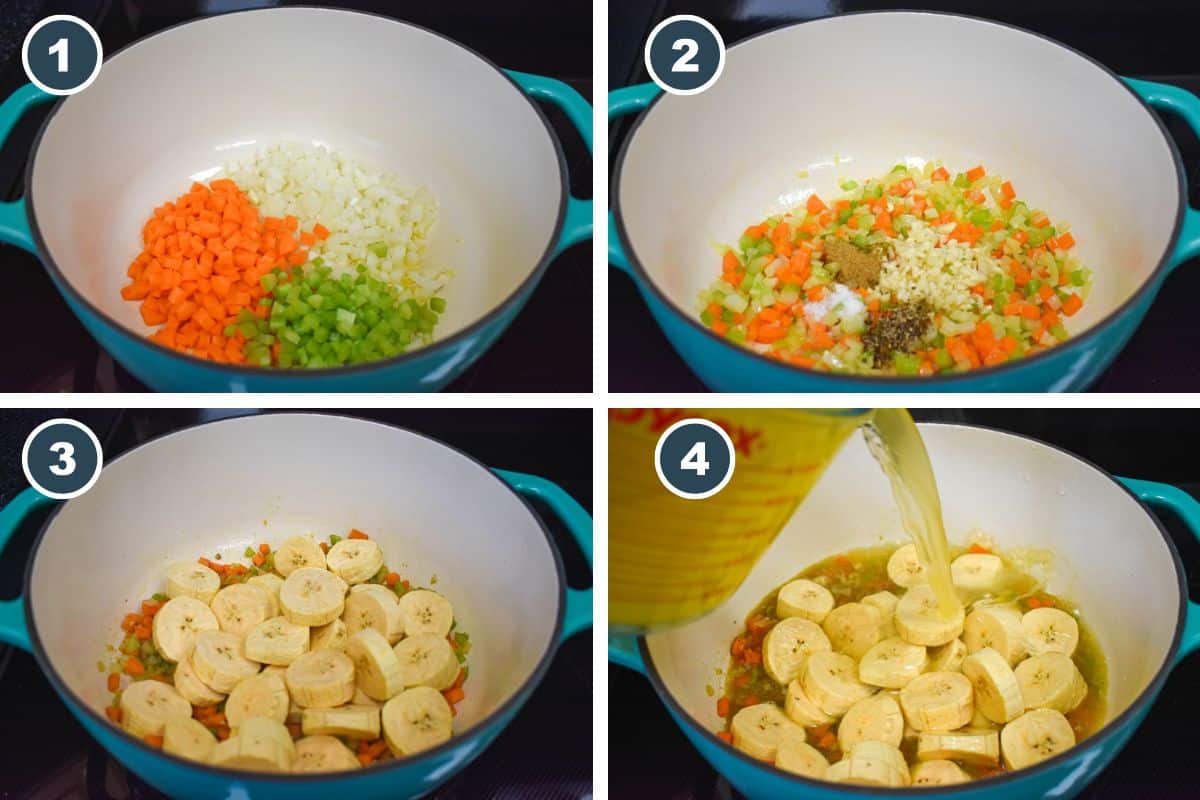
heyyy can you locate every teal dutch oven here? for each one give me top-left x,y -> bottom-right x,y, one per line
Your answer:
609,11 -> 1200,392
610,423 -> 1200,796
0,413 -> 592,798
0,6 -> 591,391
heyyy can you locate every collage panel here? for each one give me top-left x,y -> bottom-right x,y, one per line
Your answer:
0,408 -> 592,796
2,3 -> 591,392
609,3 -> 1200,392
609,407 -> 1199,795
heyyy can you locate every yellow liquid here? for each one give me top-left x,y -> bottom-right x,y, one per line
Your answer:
608,408 -> 961,631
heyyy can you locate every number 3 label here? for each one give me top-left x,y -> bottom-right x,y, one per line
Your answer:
48,441 -> 76,476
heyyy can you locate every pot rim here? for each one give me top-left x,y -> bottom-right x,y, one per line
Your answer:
635,421 -> 1189,795
24,5 -> 571,381
611,9 -> 1186,386
21,411 -> 570,783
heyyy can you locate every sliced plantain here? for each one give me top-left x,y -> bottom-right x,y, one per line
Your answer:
837,692 -> 905,751
927,638 -> 967,673
273,535 -> 327,577
887,543 -> 926,588
762,617 -> 831,685
826,741 -> 910,787
963,604 -> 1027,665
822,602 -> 882,660
898,671 -> 973,731
210,583 -> 273,638
162,716 -> 217,763
950,553 -> 1004,593
916,729 -> 1000,766
191,630 -> 261,693
326,539 -> 384,585
392,633 -> 459,691
166,561 -> 221,604
173,653 -> 226,707
382,686 -> 454,757
1001,708 -> 1076,770
280,567 -> 347,627
1022,607 -> 1080,657
211,717 -> 293,771
151,596 -> 219,663
862,590 -> 899,639
247,573 -> 284,618
349,628 -> 406,700
293,735 -> 361,773
344,584 -> 405,644
285,649 -> 356,708
775,731 -> 829,779
784,678 -> 834,728
311,618 -> 349,652
801,651 -> 876,717
225,672 -> 291,729
858,637 -> 927,689
895,585 -> 964,647
397,589 -> 454,638
1015,653 -> 1087,713
120,679 -> 192,738
962,647 -> 1024,724
729,702 -> 802,761
301,704 -> 381,739
353,687 -> 383,707
775,579 -> 835,624
911,759 -> 970,786
244,616 -> 310,666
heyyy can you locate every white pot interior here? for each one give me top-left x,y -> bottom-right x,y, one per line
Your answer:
27,414 -> 562,734
619,12 -> 1178,338
30,7 -> 563,342
647,423 -> 1180,739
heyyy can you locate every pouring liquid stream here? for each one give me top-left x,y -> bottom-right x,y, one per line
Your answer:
862,409 -> 961,620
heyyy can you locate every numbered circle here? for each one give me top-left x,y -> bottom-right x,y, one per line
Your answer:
654,418 -> 735,500
644,14 -> 726,96
22,418 -> 103,500
22,15 -> 103,96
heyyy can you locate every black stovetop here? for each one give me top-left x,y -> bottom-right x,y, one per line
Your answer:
0,1 -> 591,392
609,408 -> 1200,798
0,409 -> 592,799
608,1 -> 1200,392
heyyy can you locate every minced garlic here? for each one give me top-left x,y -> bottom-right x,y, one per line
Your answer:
877,220 -> 992,313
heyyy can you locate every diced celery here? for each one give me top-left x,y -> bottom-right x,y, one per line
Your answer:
892,352 -> 921,375
368,241 -> 388,258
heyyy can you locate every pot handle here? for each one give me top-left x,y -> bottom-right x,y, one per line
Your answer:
505,71 -> 593,255
609,633 -> 647,675
1118,476 -> 1200,662
493,469 -> 592,642
0,487 -> 54,652
607,82 -> 662,275
0,83 -> 54,255
1123,78 -> 1200,271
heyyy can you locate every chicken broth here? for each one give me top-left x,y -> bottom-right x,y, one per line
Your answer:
719,544 -> 1107,786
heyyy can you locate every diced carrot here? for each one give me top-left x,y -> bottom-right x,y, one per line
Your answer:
966,165 -> 986,181
806,194 -> 827,214
969,543 -> 992,554
443,687 -> 465,705
348,529 -> 369,540
717,731 -> 733,744
1062,293 -> 1083,316
1058,232 -> 1076,249
145,735 -> 164,748
717,697 -> 731,717
1000,181 -> 1016,200
105,706 -> 122,723
124,657 -> 145,676
313,222 -> 330,240
731,637 -> 747,657
930,166 -> 950,181
252,553 -> 265,566
107,673 -> 121,692
385,572 -> 400,587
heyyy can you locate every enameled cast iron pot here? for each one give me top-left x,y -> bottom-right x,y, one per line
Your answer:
0,6 -> 592,392
610,12 -> 1200,392
610,423 -> 1200,797
0,413 -> 592,799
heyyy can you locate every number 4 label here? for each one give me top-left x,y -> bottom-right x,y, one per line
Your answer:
680,441 -> 710,476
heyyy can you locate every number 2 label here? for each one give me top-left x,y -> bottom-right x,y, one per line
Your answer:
671,38 -> 699,73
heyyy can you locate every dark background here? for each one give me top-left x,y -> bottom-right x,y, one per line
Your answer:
0,1 -> 591,392
608,0 -> 1200,392
0,408 -> 592,798
610,408 -> 1200,798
